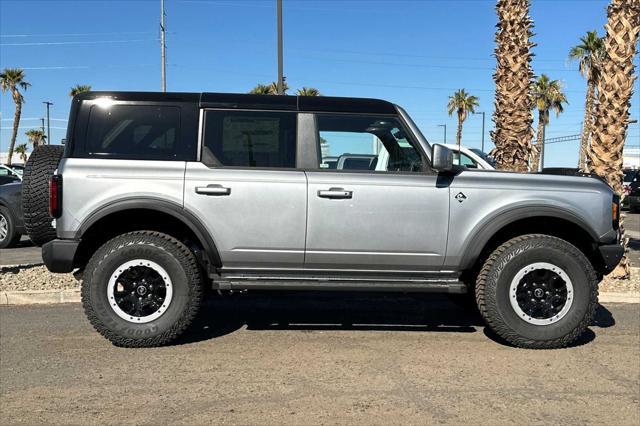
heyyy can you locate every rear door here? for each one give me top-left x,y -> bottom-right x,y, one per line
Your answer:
183,109 -> 307,269
305,113 -> 450,271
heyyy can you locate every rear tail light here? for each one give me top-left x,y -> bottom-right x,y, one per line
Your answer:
49,175 -> 62,218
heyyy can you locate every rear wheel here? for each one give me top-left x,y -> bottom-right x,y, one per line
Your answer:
475,234 -> 597,349
22,145 -> 65,246
0,206 -> 21,249
82,231 -> 203,347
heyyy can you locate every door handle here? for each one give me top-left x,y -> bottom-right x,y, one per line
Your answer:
317,187 -> 353,199
195,184 -> 231,196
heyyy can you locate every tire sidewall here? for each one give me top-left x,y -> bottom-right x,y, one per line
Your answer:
86,240 -> 193,341
489,238 -> 593,342
0,207 -> 17,248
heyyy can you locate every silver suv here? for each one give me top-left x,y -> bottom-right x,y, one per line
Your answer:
38,91 -> 623,348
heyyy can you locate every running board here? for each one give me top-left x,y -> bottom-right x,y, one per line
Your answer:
213,275 -> 467,294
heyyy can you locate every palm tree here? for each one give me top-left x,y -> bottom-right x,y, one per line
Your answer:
569,31 -> 605,171
296,87 -> 321,96
14,143 -> 28,163
25,129 -> 46,147
0,68 -> 30,166
491,0 -> 535,172
69,84 -> 92,98
268,81 -> 289,95
249,84 -> 272,95
588,0 -> 639,278
447,89 -> 479,149
529,75 -> 568,171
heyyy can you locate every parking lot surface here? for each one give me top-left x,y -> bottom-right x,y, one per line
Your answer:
1,294 -> 638,425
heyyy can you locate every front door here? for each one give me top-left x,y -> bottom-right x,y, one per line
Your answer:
305,113 -> 449,271
184,109 -> 307,269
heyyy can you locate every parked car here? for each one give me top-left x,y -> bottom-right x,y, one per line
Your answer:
0,165 -> 22,185
623,169 -> 639,210
443,144 -> 495,170
627,177 -> 640,213
35,91 -> 622,349
0,181 -> 24,248
5,164 -> 25,177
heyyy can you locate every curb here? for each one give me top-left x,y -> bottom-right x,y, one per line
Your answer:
0,289 -> 638,305
0,289 -> 80,305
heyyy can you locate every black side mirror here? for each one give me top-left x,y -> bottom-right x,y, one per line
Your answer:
431,144 -> 453,172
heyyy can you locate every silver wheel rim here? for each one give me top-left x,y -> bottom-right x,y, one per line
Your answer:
509,262 -> 574,326
107,259 -> 173,324
0,214 -> 7,242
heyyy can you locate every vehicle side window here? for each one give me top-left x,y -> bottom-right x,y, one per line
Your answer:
452,151 -> 478,168
316,114 -> 424,173
85,105 -> 184,160
202,110 -> 297,168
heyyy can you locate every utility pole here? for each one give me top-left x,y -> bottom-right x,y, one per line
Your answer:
160,0 -> 167,92
473,111 -> 486,152
43,101 -> 53,144
438,124 -> 447,144
276,0 -> 284,95
40,118 -> 45,135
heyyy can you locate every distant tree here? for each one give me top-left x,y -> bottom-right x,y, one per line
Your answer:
569,31 -> 604,171
249,84 -> 273,95
0,68 -> 30,166
447,89 -> 479,149
529,75 -> 568,171
25,129 -> 47,148
268,81 -> 289,95
14,143 -> 28,163
69,84 -> 92,98
296,87 -> 321,96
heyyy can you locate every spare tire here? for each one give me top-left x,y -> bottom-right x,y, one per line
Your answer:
22,145 -> 65,246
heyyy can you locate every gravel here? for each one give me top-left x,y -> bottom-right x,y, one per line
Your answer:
1,265 -> 639,293
0,266 -> 79,292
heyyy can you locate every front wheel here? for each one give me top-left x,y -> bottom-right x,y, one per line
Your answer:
475,234 -> 598,349
82,231 -> 203,347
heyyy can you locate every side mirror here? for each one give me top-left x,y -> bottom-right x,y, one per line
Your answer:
431,144 -> 453,172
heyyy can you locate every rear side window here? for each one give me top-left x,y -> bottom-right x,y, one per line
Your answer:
202,110 -> 296,168
85,105 -> 183,160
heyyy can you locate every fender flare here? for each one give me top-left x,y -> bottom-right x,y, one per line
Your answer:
76,197 -> 222,267
459,204 -> 600,270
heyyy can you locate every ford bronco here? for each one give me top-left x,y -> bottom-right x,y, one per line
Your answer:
32,91 -> 623,348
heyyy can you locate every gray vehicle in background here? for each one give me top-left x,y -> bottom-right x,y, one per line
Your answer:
37,91 -> 623,349
0,181 -> 25,248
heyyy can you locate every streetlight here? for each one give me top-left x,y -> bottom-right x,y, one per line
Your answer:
473,111 -> 486,152
437,124 -> 447,144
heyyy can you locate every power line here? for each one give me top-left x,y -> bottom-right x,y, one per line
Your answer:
0,38 -> 158,47
0,31 -> 157,38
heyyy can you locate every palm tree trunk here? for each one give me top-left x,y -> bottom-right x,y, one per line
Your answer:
588,0 -> 640,279
578,82 -> 596,171
530,115 -> 545,172
456,114 -> 463,149
491,0 -> 535,172
7,93 -> 22,166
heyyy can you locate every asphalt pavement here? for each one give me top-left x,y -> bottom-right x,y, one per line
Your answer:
1,295 -> 638,424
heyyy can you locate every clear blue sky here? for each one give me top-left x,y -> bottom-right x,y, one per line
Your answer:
1,0 -> 638,167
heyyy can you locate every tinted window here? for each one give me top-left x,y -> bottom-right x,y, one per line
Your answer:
317,114 -> 424,173
203,110 -> 296,168
86,105 -> 182,160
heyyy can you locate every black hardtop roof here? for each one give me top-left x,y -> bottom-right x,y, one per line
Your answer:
75,91 -> 398,115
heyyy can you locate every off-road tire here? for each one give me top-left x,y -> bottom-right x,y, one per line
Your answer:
0,206 -> 21,248
22,145 -> 65,246
82,231 -> 203,347
475,234 -> 598,349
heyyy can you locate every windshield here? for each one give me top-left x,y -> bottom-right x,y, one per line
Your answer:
396,106 -> 431,159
